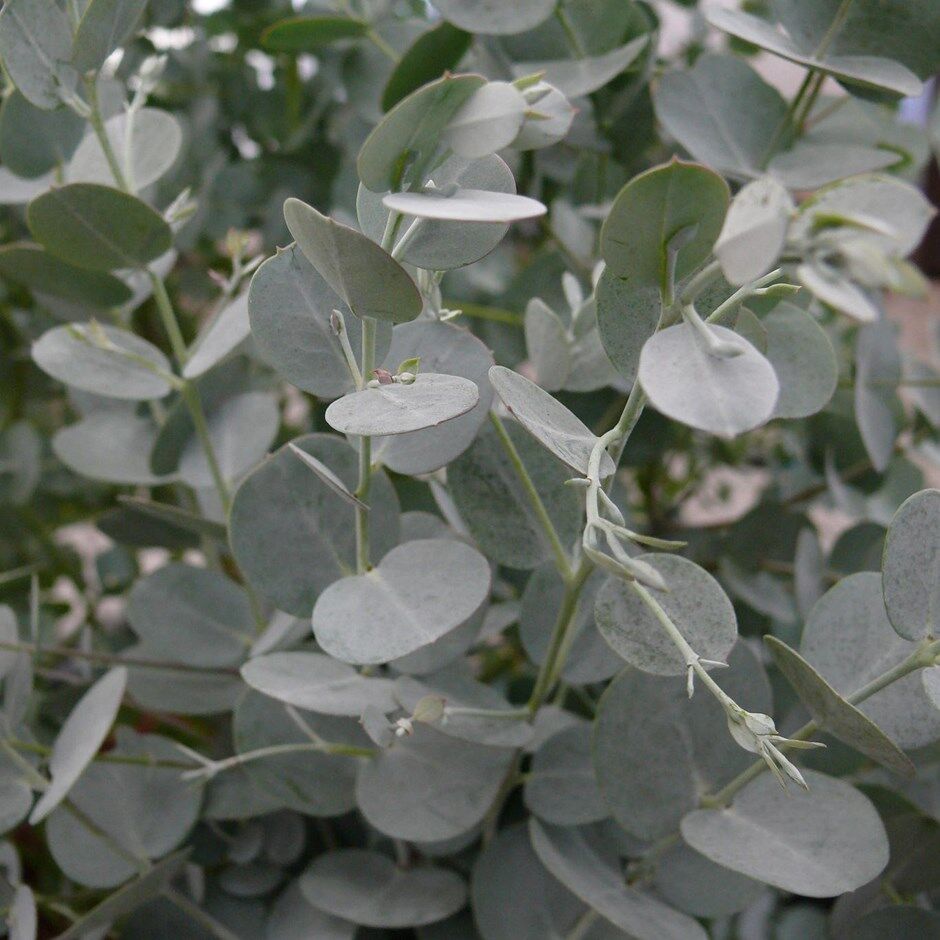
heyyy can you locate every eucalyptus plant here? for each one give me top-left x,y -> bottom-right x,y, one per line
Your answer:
0,0 -> 938,937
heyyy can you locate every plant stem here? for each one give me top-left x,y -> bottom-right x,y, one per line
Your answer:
4,737 -> 197,771
527,563 -> 592,714
490,412 -> 573,582
84,78 -> 129,190
149,272 -> 189,365
84,68 -> 237,529
180,382 -> 231,516
704,268 -> 785,326
355,317 -> 377,574
555,7 -> 586,58
184,739 -> 375,781
0,638 -> 239,675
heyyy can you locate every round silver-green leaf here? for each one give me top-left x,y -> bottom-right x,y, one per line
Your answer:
595,554 -> 737,675
882,488 -> 940,641
325,373 -> 479,437
680,770 -> 889,897
300,850 -> 466,928
312,538 -> 490,665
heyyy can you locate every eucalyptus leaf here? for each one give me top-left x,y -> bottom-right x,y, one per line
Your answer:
358,154 -> 516,269
248,244 -> 390,399
284,198 -> 422,324
33,323 -> 173,401
372,319 -> 495,475
383,188 -> 546,223
638,324 -> 779,438
442,82 -> 528,160
325,373 -> 480,437
801,572 -> 940,749
55,850 -> 190,940
594,270 -> 662,388
881,489 -> 940,641
356,724 -> 514,841
358,73 -> 485,193
27,184 -> 173,271
601,160 -> 729,294
261,15 -> 368,52
394,663 -> 532,748
593,643 -> 772,840
0,91 -> 84,179
529,820 -> 708,940
183,293 -> 250,380
71,0 -> 147,73
654,55 -> 787,181
471,823 -> 585,940
715,177 -> 792,285
382,21 -> 472,112
521,566 -> 619,684
448,420 -> 582,570
45,729 -> 202,888
266,881 -> 356,940
855,319 -> 901,471
241,652 -> 398,716
765,636 -> 914,777
524,725 -> 607,826
706,7 -> 923,97
233,692 -> 366,817
681,770 -> 889,897
512,36 -> 648,98
69,108 -> 183,192
53,409 -> 167,484
764,303 -> 838,419
488,365 -> 614,477
126,563 -> 253,667
0,243 -> 132,307
0,0 -> 75,109
230,434 -> 400,617
312,538 -> 490,665
29,666 -> 127,824
433,0 -> 555,36
300,850 -> 466,928
595,554 -> 737,675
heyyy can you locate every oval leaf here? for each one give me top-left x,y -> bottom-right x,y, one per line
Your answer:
312,538 -> 490,665
638,323 -> 779,438
681,770 -> 889,897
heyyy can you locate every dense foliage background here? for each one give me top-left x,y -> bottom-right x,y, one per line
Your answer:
0,0 -> 938,937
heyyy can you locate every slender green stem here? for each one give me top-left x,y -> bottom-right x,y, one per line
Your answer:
84,78 -> 129,190
705,268 -> 785,326
490,412 -> 573,582
367,29 -> 399,63
149,273 -> 189,366
527,563 -> 592,714
0,638 -> 238,675
355,317 -> 377,574
814,0 -> 856,58
181,383 -> 232,515
5,737 -> 197,771
760,70 -> 815,168
555,7 -> 586,57
183,740 -> 374,782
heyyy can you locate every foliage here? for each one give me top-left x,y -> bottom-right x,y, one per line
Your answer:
0,0 -> 938,937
